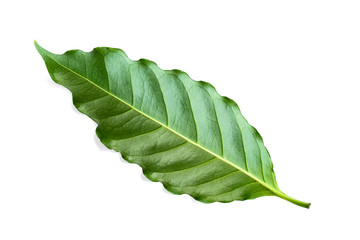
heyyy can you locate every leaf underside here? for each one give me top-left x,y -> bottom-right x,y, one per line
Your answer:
35,41 -> 310,208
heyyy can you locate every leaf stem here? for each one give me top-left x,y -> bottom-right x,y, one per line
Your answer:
276,192 -> 311,208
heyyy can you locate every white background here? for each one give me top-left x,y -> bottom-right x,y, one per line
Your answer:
1,0 -> 359,239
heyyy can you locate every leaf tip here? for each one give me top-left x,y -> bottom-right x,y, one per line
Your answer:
34,41 -> 50,60
34,40 -> 42,52
34,40 -> 39,49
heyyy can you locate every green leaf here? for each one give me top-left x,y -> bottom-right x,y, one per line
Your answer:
35,41 -> 310,208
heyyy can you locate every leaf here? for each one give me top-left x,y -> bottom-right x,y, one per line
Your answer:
35,41 -> 310,208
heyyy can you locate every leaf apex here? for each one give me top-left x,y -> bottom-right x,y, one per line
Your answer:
34,40 -> 40,50
34,40 -> 44,55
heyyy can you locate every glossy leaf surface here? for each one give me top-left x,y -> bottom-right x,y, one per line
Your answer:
35,42 -> 310,208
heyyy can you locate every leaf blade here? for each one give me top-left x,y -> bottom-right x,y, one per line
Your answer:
35,41 -> 310,208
